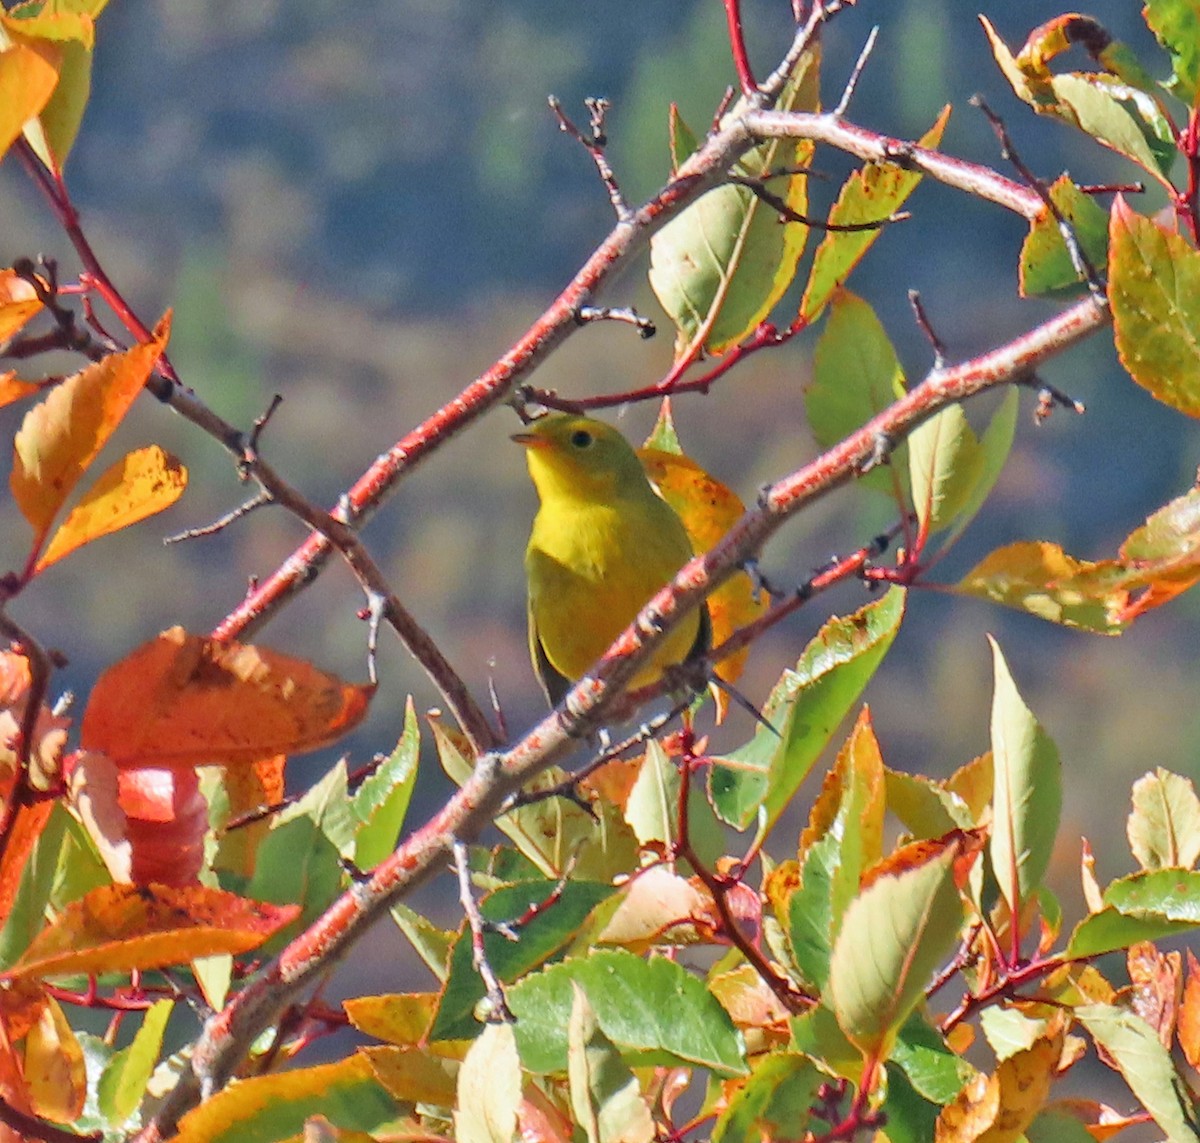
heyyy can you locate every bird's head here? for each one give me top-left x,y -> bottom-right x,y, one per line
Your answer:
513,414 -> 648,503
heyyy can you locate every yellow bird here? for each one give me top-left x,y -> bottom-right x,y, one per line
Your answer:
514,413 -> 709,707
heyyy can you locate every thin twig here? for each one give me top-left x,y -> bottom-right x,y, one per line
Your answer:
164,492 -> 273,544
452,840 -> 515,1022
908,290 -> 948,369
972,95 -> 1105,298
548,96 -> 631,221
833,25 -> 878,116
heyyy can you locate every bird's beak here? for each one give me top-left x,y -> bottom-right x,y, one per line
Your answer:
511,432 -> 549,449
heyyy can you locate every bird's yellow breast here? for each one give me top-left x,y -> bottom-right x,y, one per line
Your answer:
526,494 -> 699,689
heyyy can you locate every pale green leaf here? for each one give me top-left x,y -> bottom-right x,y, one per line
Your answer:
988,638 -> 1062,914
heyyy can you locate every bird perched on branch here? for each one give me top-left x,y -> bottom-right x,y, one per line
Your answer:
514,413 -> 709,708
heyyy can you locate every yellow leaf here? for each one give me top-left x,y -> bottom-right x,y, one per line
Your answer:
9,883 -> 299,980
23,995 -> 85,1124
0,39 -> 59,160
0,269 -> 43,340
361,1045 -> 459,1107
935,1027 -> 1063,1142
11,314 -> 171,544
35,444 -> 187,572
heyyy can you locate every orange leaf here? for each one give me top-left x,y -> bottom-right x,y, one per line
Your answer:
638,447 -> 766,689
10,313 -> 170,544
1127,941 -> 1181,1048
34,444 -> 188,573
1178,949 -> 1200,1069
0,40 -> 59,160
0,804 -> 52,928
80,626 -> 373,768
23,996 -> 84,1124
0,373 -> 40,409
8,883 -> 299,980
0,270 -> 43,341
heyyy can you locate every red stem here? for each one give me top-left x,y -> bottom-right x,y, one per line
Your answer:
723,0 -> 758,95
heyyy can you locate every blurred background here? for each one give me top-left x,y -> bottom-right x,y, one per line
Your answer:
1,0 -> 1198,1082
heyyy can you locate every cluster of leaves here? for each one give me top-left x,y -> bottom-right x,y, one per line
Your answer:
3,2 -> 1200,1142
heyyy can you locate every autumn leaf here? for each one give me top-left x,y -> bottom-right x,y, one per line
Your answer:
80,626 -> 373,769
11,314 -> 171,549
0,268 -> 43,341
8,883 -> 299,980
638,446 -> 765,691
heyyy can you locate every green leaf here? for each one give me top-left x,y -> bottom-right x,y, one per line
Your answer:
1128,768 -> 1200,871
0,804 -> 69,971
907,390 -> 1018,545
806,290 -> 907,495
801,105 -> 950,322
890,1011 -> 975,1103
933,389 -> 1019,553
828,832 -> 969,1057
787,833 -> 838,992
1067,869 -> 1200,957
788,1002 -> 862,1082
433,716 -> 639,881
710,1053 -> 824,1143
710,587 -> 905,834
1025,1108 -> 1103,1143
1104,867 -> 1200,919
649,53 -> 818,356
1110,197 -> 1200,418
97,998 -> 172,1125
352,695 -> 419,869
980,16 -> 1176,184
1019,176 -> 1110,297
247,811 -> 342,939
431,879 -> 618,1040
879,1063 -> 941,1143
390,902 -> 455,983
1077,1003 -> 1200,1142
822,710 -> 886,934
2,4 -> 102,171
455,1023 -> 521,1143
1144,0 -> 1200,103
1049,73 -> 1176,180
567,983 -> 655,1143
988,638 -> 1062,915
884,769 -> 973,838
908,405 -> 984,535
979,1003 -> 1052,1060
667,103 -> 698,172
507,948 -> 746,1077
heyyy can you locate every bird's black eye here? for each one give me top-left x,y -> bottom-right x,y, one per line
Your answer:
570,429 -> 594,449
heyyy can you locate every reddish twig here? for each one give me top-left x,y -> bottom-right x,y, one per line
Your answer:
723,0 -> 757,95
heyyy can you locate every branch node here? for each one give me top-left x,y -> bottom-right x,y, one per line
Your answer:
576,305 -> 656,339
